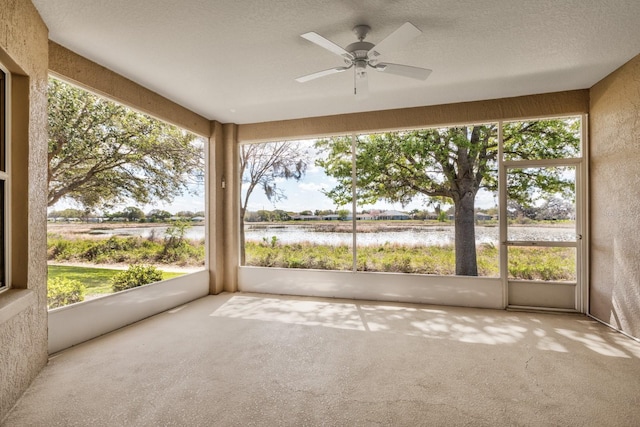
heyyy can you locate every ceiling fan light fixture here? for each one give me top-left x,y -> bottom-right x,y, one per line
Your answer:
355,60 -> 367,78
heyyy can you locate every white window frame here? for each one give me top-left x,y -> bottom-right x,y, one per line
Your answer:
0,62 -> 10,293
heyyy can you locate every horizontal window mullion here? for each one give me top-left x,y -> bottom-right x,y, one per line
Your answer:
505,240 -> 577,247
503,157 -> 582,168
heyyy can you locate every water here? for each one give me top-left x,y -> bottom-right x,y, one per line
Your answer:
103,223 -> 575,246
94,225 -> 206,241
244,224 -> 575,246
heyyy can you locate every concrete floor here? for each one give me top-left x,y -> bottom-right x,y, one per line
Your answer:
4,293 -> 640,426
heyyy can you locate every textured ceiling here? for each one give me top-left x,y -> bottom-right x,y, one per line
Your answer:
32,0 -> 640,124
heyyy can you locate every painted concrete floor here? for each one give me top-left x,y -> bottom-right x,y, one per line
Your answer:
4,293 -> 640,426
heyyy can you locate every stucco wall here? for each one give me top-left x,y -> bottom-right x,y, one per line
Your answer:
238,90 -> 589,143
589,53 -> 640,340
0,0 -> 49,419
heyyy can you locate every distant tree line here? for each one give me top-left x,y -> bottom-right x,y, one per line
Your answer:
242,200 -> 572,224
47,207 -> 205,223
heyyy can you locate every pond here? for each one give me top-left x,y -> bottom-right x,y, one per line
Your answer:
244,224 -> 575,246
104,223 -> 576,246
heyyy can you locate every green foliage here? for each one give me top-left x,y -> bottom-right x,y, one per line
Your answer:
106,206 -> 145,221
239,141 -> 310,214
47,277 -> 86,308
261,236 -> 279,248
161,220 -> 196,262
147,209 -> 172,222
337,209 -> 350,220
47,233 -> 205,266
47,78 -> 204,209
238,141 -> 311,264
315,127 -> 499,207
48,265 -> 184,306
508,247 -> 576,281
47,208 -> 87,220
314,119 -> 580,276
244,241 -> 575,280
111,264 -> 164,292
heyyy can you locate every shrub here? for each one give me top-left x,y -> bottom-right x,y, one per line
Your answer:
111,264 -> 163,292
47,277 -> 86,309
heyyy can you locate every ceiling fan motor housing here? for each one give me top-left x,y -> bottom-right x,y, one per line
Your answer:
345,41 -> 376,69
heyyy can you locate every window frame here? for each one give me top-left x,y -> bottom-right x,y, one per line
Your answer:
0,63 -> 10,293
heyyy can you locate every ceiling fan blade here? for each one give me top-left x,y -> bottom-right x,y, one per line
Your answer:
375,62 -> 432,80
355,71 -> 369,98
295,66 -> 350,83
301,32 -> 354,60
368,22 -> 422,58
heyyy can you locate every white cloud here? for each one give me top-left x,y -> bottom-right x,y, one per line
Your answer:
298,182 -> 328,192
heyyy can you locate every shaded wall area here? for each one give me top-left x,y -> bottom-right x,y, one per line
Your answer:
590,53 -> 640,340
0,0 -> 50,419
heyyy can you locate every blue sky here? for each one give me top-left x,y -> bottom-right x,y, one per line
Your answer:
51,140 -> 499,216
242,158 -> 498,214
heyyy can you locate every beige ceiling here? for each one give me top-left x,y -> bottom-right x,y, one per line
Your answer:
32,0 -> 640,125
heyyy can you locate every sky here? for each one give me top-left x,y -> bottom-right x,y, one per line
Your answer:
51,141 -> 499,216
241,147 -> 498,214
50,184 -> 206,216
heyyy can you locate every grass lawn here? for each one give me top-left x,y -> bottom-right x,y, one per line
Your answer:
48,265 -> 185,295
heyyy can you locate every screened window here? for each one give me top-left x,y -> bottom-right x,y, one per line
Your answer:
503,117 -> 581,161
239,124 -> 500,277
239,117 -> 583,284
46,78 -> 206,307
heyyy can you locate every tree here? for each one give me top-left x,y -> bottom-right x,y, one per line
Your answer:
535,197 -> 574,221
175,210 -> 196,219
147,209 -> 172,222
239,141 -> 310,263
337,209 -> 350,220
47,78 -> 204,210
47,208 -> 85,220
122,206 -> 145,222
316,119 -> 579,275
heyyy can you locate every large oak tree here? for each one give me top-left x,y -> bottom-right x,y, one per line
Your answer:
48,78 -> 204,210
316,119 -> 580,275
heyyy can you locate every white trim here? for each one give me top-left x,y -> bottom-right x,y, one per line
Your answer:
580,113 -> 590,314
500,116 -> 584,311
508,280 -> 576,310
350,134 -> 357,272
498,121 -> 508,308
0,63 -> 10,294
505,241 -> 577,248
48,270 -> 209,354
502,157 -> 582,168
238,117 -> 587,312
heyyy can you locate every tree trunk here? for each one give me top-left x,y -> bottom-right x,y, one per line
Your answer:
454,191 -> 478,276
239,209 -> 246,265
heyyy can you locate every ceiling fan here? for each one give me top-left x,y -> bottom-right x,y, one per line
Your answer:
295,22 -> 432,97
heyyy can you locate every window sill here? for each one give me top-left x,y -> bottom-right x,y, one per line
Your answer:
0,289 -> 36,325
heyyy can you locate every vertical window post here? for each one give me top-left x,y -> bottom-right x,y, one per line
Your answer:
0,66 -> 8,291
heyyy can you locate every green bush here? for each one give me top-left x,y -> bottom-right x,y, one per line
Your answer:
111,264 -> 164,292
47,277 -> 86,309
46,234 -> 205,266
